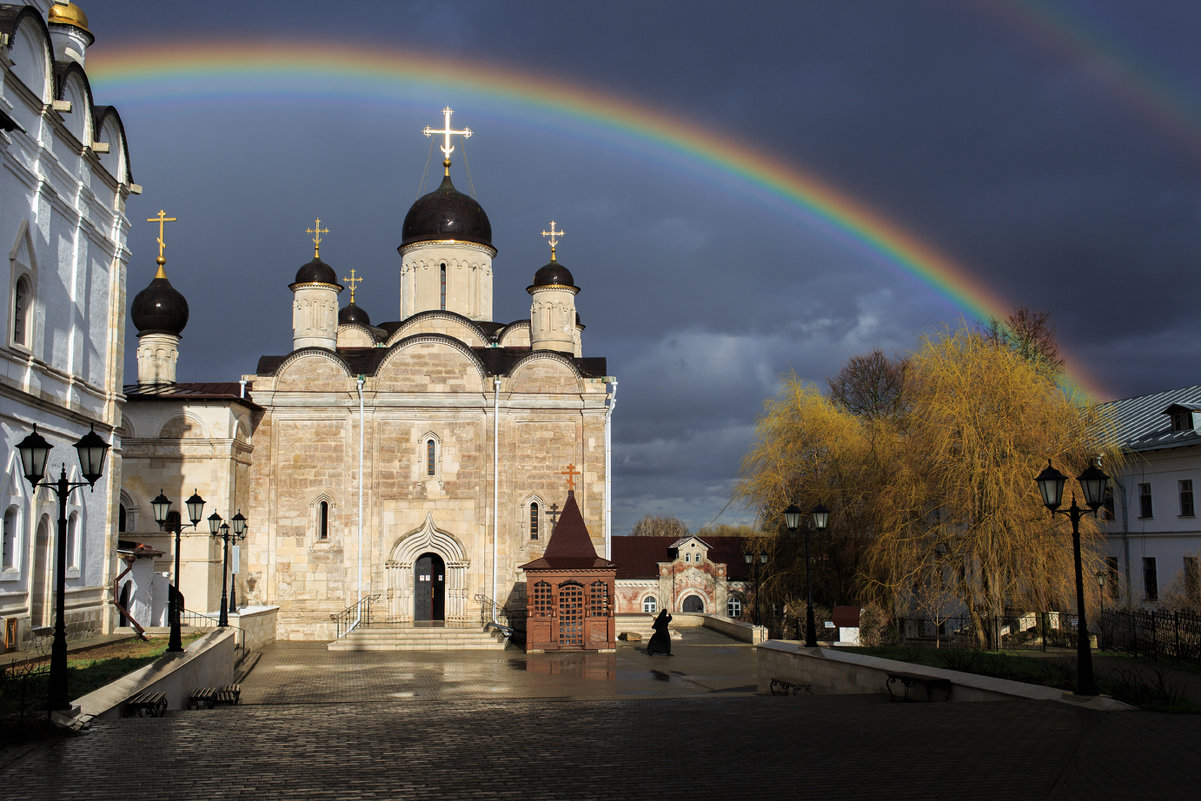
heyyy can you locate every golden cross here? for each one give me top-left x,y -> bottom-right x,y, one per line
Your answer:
146,209 -> 176,274
343,269 -> 363,303
541,221 -> 565,261
423,106 -> 472,165
561,463 -> 580,492
306,218 -> 329,259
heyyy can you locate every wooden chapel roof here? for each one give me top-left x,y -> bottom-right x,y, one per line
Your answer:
520,491 -> 615,571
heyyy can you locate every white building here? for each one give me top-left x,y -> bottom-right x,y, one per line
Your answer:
1,2 -> 137,648
1100,384 -> 1201,608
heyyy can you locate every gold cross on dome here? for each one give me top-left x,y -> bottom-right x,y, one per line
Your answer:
541,221 -> 565,261
423,106 -> 472,164
306,218 -> 329,259
561,463 -> 580,491
146,209 -> 177,276
343,268 -> 363,303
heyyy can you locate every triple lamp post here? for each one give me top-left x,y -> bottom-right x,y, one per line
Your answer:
1035,459 -> 1109,697
15,424 -> 110,712
783,503 -> 830,648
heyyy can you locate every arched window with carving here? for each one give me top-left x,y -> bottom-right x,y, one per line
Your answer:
427,439 -> 437,476
529,502 -> 539,540
318,501 -> 329,540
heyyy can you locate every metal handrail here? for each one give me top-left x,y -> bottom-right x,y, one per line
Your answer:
473,593 -> 514,637
330,594 -> 380,639
181,608 -> 247,662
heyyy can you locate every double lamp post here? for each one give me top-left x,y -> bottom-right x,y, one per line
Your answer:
783,503 -> 829,648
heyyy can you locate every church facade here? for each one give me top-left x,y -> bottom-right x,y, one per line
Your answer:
122,112 -> 618,641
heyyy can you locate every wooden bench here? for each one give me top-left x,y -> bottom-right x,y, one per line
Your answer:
215,683 -> 241,706
769,678 -> 812,696
187,687 -> 217,709
885,671 -> 952,702
124,690 -> 168,717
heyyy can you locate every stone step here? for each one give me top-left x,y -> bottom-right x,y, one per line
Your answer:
328,625 -> 509,651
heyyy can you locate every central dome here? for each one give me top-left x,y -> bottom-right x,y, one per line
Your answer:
401,174 -> 492,249
131,275 -> 189,336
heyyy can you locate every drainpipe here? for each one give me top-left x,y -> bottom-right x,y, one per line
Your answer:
604,380 -> 618,559
492,377 -> 501,623
356,375 -> 366,622
1114,475 -> 1131,609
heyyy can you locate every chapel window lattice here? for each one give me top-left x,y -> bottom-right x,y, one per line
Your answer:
589,580 -> 608,616
532,581 -> 552,616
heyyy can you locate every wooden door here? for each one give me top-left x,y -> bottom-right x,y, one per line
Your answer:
558,582 -> 584,647
414,553 -> 446,622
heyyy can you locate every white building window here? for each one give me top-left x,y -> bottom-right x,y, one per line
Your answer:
2,506 -> 18,572
642,595 -> 657,614
727,595 -> 743,618
1180,480 -> 1195,517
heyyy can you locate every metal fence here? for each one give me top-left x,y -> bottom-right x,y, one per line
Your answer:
1097,608 -> 1201,667
892,612 -> 1075,651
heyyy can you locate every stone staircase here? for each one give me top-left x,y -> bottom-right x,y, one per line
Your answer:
327,624 -> 511,651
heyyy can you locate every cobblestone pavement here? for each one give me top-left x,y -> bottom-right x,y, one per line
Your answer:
2,638 -> 1198,800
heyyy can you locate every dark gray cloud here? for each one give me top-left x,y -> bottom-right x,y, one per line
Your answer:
93,0 -> 1201,532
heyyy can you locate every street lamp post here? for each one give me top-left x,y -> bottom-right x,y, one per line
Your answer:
15,424 -> 109,712
151,489 -> 206,653
784,503 -> 829,648
209,511 -> 247,627
743,549 -> 768,627
1035,460 -> 1109,697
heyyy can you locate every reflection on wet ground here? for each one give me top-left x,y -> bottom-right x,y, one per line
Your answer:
241,627 -> 757,703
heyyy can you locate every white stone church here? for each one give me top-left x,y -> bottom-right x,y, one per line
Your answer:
120,110 -> 618,641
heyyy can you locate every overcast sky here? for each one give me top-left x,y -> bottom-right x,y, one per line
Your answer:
84,0 -> 1201,532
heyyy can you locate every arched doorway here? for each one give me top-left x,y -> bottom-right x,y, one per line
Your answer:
414,552 -> 446,623
386,513 -> 471,625
682,594 -> 705,613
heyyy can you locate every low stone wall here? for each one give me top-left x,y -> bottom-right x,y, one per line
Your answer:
70,628 -> 237,722
755,640 -> 1132,709
230,605 -> 279,651
702,615 -> 768,643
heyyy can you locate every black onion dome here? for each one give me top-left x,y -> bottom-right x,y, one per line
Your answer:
131,275 -> 189,335
401,174 -> 492,249
292,256 -> 338,286
339,301 -> 371,326
528,260 -> 577,292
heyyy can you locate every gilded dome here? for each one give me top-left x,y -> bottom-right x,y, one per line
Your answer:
48,3 -> 90,32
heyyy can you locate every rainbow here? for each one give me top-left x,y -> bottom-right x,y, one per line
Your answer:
89,39 -> 1106,398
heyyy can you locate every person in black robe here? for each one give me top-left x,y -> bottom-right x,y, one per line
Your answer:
647,608 -> 673,656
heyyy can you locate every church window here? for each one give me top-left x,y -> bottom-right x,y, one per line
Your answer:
66,512 -> 80,571
318,501 -> 329,539
12,275 -> 30,346
529,502 -> 539,540
589,581 -> 608,616
727,595 -> 743,618
532,581 -> 552,616
427,439 -> 437,476
682,594 -> 704,613
2,507 -> 17,571
118,504 -> 127,533
440,263 -> 446,310
642,595 -> 657,614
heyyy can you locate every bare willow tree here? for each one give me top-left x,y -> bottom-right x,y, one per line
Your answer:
868,329 -> 1120,645
736,327 -> 1120,646
984,306 -> 1064,375
828,348 -> 907,419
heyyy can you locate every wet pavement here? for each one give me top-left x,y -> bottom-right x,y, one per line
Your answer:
2,632 -> 1199,800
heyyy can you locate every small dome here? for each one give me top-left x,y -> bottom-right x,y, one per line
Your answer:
339,302 -> 371,326
293,256 -> 338,286
48,3 -> 90,32
401,174 -> 492,249
131,275 -> 188,336
528,260 -> 577,292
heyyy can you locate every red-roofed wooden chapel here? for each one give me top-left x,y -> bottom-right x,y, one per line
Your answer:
521,490 -> 617,652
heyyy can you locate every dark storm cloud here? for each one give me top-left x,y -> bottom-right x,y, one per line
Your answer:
97,0 -> 1201,531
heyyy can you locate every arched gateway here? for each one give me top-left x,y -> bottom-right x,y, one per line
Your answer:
385,513 -> 471,625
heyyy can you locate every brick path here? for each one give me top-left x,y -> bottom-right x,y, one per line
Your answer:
1,637 -> 1198,799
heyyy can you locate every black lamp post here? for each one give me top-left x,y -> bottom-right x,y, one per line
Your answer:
15,424 -> 109,712
1035,459 -> 1109,696
209,511 -> 247,627
743,549 -> 768,626
151,489 -> 206,653
784,503 -> 829,648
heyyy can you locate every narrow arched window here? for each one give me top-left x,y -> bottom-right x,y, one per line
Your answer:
118,504 -> 127,533
318,501 -> 329,539
13,275 -> 30,346
529,502 -> 539,540
427,439 -> 437,476
2,507 -> 17,570
66,512 -> 79,570
440,263 -> 447,310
